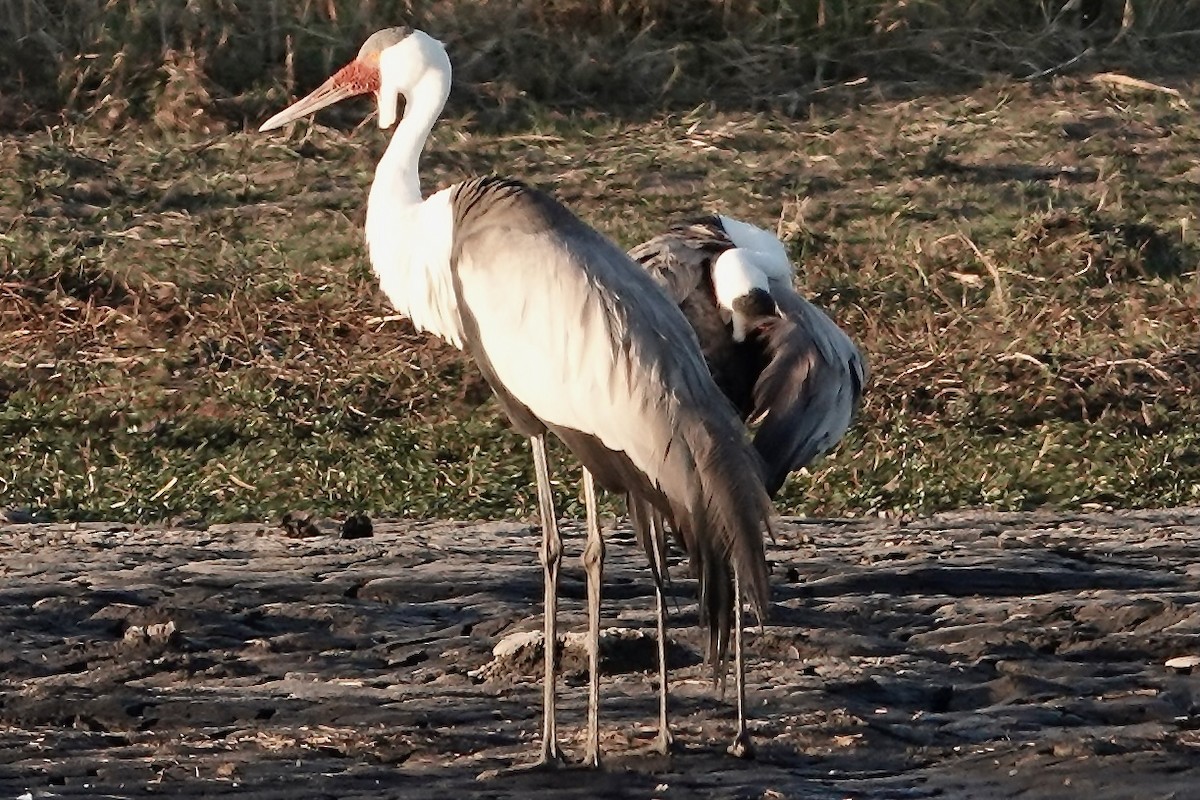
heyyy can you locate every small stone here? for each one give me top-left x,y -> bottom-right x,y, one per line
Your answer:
280,510 -> 336,538
1165,655 -> 1200,672
280,510 -> 320,537
340,513 -> 373,539
492,630 -> 543,659
124,620 -> 177,644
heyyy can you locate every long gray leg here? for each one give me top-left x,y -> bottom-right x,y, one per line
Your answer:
727,568 -> 754,758
581,468 -> 605,767
477,435 -> 568,780
650,513 -> 674,755
531,433 -> 567,766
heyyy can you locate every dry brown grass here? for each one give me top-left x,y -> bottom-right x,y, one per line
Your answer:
3,0 -> 1199,130
2,67 -> 1198,522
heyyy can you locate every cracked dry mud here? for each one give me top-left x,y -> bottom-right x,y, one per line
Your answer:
1,510 -> 1198,799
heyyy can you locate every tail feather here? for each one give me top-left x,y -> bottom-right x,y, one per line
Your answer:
551,421 -> 769,666
554,421 -> 769,672
627,494 -> 668,593
659,406 -> 772,672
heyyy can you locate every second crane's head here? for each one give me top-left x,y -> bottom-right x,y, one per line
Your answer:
259,27 -> 450,132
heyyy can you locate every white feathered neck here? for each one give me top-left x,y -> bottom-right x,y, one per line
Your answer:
363,31 -> 465,348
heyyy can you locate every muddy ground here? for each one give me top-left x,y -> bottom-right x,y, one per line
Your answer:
1,509 -> 1198,799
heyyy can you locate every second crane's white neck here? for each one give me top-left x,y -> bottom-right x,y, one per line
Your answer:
364,35 -> 464,349
712,248 -> 773,341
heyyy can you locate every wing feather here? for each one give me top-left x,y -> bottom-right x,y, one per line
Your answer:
630,221 -> 755,413
448,178 -> 772,664
631,215 -> 869,498
627,225 -> 710,304
752,286 -> 867,495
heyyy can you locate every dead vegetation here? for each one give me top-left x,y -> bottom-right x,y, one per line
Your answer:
1,3 -> 1199,523
2,1 -> 1199,130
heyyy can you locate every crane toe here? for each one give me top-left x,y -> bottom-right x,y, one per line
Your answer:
727,730 -> 756,760
476,746 -> 570,781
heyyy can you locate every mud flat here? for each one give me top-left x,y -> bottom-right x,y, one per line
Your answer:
2,509 -> 1198,798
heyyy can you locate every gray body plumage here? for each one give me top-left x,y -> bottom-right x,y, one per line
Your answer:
447,178 -> 772,660
630,216 -> 868,496
259,25 -> 774,765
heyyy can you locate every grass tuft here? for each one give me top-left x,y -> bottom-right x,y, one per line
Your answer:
2,4 -> 1199,523
3,1 -> 1200,129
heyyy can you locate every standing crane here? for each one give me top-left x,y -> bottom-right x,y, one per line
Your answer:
629,213 -> 867,750
259,28 -> 772,769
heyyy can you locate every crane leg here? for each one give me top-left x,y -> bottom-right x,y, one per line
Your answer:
650,514 -> 674,755
478,435 -> 569,780
727,568 -> 755,759
581,468 -> 605,768
531,433 -> 567,767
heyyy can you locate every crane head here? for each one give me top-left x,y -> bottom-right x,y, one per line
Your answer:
259,27 -> 447,132
712,248 -> 782,342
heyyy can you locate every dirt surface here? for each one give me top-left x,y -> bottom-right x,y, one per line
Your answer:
2,510 -> 1199,799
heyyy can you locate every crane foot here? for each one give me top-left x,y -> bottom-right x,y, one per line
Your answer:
476,747 -> 570,781
727,730 -> 755,760
650,729 -> 675,756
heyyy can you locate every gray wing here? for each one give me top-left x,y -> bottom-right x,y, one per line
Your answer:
447,178 -> 771,660
752,284 -> 867,496
627,221 -> 716,304
631,217 -> 867,491
628,220 -> 752,410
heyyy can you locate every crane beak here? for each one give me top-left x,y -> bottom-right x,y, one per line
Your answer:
259,60 -> 380,132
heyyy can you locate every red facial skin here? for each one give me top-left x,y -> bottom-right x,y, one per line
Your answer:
333,59 -> 381,95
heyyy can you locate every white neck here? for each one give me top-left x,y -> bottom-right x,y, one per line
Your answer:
712,248 -> 772,342
712,249 -> 769,311
362,49 -> 463,349
367,68 -> 451,217
717,215 -> 792,281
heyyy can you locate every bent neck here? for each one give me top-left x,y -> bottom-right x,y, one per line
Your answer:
712,249 -> 770,313
368,68 -> 452,216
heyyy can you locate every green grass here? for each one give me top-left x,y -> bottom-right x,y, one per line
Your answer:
3,70 -> 1200,524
